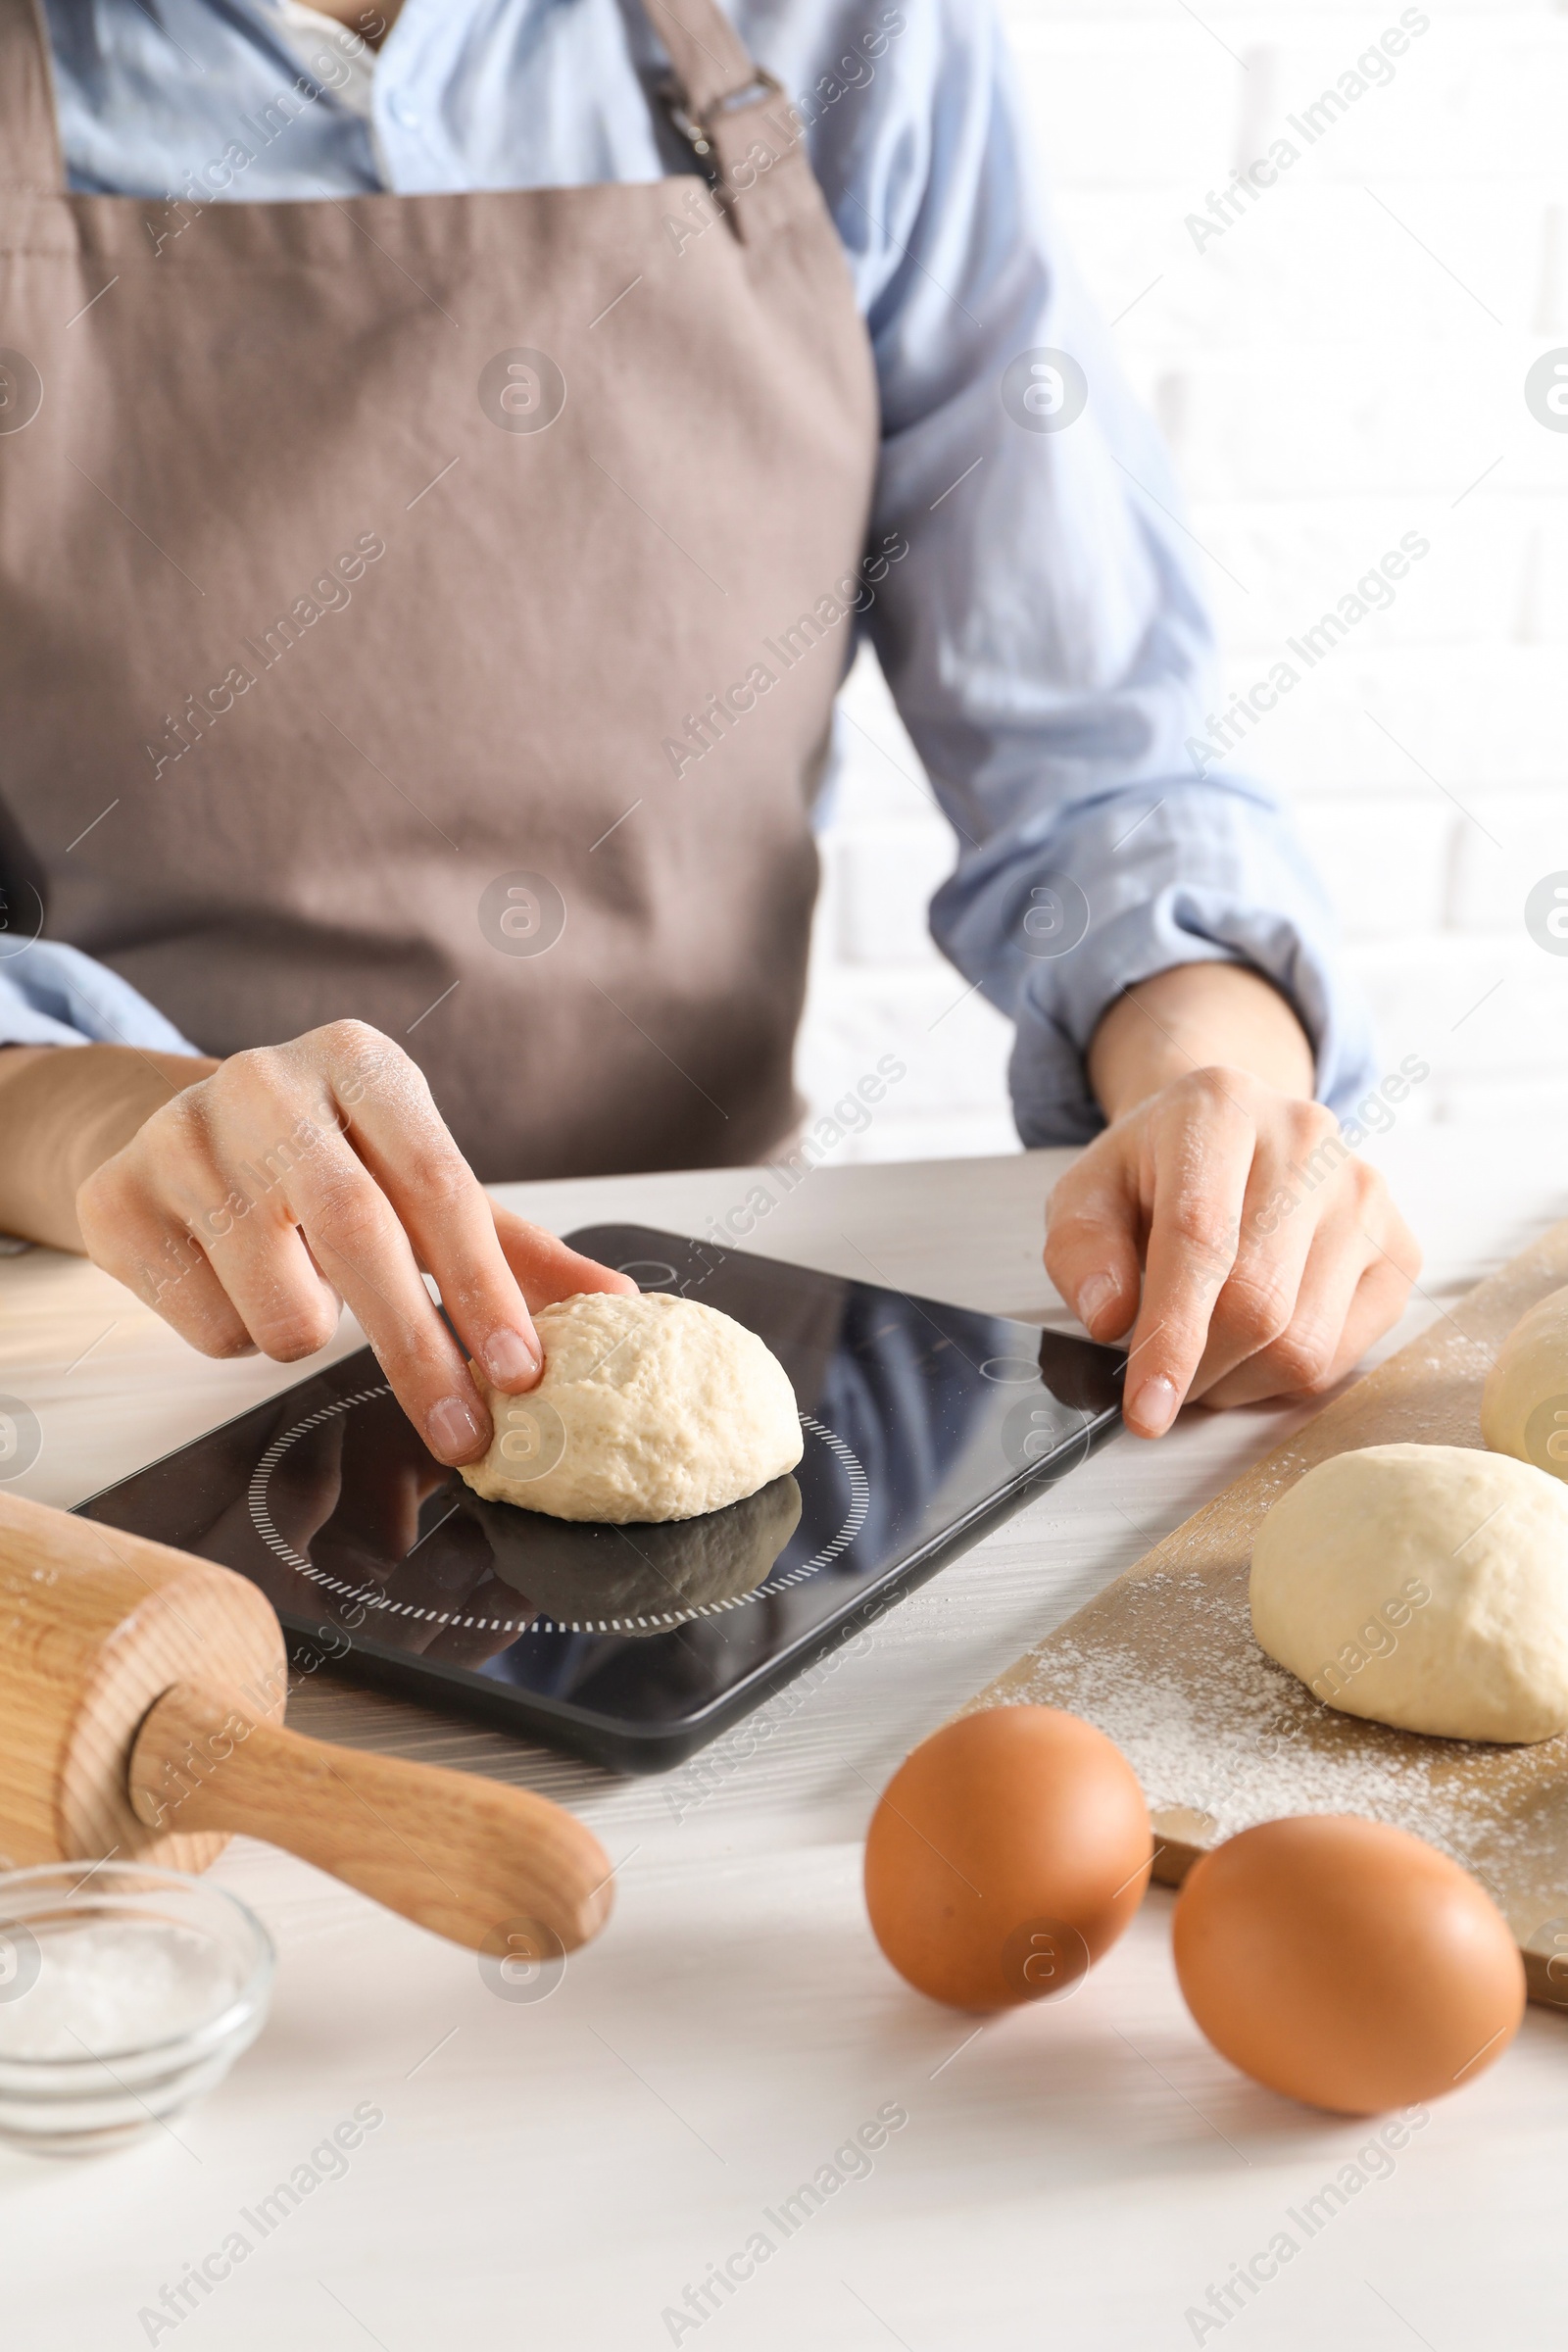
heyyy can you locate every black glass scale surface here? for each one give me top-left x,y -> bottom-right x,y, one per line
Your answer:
75,1225 -> 1125,1772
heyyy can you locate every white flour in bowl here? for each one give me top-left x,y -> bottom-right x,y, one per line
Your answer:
0,1921 -> 244,2060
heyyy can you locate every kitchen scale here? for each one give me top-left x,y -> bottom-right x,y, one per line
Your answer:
75,1225 -> 1125,1772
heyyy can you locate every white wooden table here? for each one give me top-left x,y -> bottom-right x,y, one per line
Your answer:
5,1131 -> 1568,2351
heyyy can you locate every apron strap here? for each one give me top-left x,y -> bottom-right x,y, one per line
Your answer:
642,0 -> 811,244
0,0 -> 64,194
642,0 -> 765,123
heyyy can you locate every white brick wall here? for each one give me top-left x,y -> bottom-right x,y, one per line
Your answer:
796,0 -> 1568,1161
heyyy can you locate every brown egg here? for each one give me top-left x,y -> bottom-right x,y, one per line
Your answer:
1173,1815 -> 1526,2115
863,1705 -> 1152,2011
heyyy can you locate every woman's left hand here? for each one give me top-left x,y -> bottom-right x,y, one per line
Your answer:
1044,968 -> 1422,1439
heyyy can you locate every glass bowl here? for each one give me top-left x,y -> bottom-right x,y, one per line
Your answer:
0,1863 -> 274,2156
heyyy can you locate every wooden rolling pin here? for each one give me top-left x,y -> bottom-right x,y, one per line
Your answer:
0,1492 -> 612,1955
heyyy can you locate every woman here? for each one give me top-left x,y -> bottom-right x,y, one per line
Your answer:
0,0 -> 1418,1464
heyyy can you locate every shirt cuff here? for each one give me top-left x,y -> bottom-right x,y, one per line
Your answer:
930,777 -> 1380,1147
0,940 -> 201,1055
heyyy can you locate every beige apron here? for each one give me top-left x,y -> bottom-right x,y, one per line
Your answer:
0,0 -> 878,1179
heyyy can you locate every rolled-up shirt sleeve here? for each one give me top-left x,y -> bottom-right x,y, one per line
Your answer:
0,939 -> 199,1054
932,780 -> 1376,1147
840,0 -> 1378,1143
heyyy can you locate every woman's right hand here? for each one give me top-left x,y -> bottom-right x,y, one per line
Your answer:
71,1020 -> 634,1465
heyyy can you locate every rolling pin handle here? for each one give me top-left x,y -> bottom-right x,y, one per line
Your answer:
127,1683 -> 613,1955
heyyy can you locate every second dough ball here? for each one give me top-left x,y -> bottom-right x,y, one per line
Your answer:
1481,1285 -> 1568,1480
461,1291 -> 803,1524
1250,1443 -> 1568,1743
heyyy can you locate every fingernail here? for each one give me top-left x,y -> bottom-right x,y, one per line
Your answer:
484,1327 -> 541,1386
1128,1374 -> 1179,1437
427,1393 -> 485,1461
1077,1272 -> 1120,1333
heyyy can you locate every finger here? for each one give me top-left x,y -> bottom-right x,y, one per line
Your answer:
276,1147 -> 494,1465
195,1205 -> 346,1364
84,1058 -> 342,1364
1202,1220 -> 1414,1408
1122,1083 -> 1256,1437
1181,1141 -> 1326,1396
491,1205 -> 641,1308
77,1173 -> 258,1358
1330,1247 -> 1421,1371
1196,1198 -> 1369,1406
321,1041 -> 546,1396
1043,1140 -> 1144,1342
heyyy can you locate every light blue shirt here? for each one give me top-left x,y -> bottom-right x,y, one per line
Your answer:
5,0 -> 1377,1141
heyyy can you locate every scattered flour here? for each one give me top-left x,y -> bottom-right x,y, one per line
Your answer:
1008,1567 -> 1568,1934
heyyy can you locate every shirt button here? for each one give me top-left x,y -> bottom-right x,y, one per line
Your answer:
387,91 -> 420,128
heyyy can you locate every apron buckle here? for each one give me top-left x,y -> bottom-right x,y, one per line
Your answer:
659,67 -> 785,164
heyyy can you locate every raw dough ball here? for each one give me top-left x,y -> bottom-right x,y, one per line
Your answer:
1481,1286 -> 1568,1481
1251,1443 -> 1568,1742
459,1291 -> 803,1524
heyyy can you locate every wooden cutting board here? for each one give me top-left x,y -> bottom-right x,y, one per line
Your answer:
970,1213 -> 1568,2010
